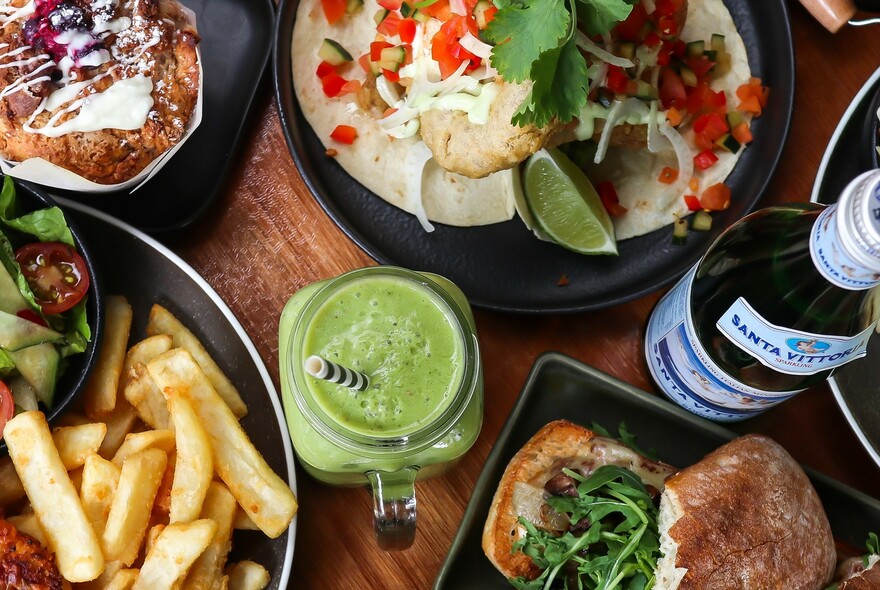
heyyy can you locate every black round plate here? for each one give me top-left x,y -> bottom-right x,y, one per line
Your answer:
274,0 -> 795,313
811,67 -> 880,468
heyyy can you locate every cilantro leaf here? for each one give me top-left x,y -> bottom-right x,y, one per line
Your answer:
575,0 -> 634,38
485,0 -> 570,83
512,37 -> 589,128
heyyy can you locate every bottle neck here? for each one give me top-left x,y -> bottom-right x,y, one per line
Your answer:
810,205 -> 880,290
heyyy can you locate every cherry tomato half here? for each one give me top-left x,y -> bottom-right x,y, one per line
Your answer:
15,242 -> 90,315
0,380 -> 13,438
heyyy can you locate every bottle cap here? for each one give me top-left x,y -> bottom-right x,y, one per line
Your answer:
837,169 -> 880,270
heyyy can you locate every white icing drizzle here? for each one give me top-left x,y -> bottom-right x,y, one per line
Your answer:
26,73 -> 152,136
0,0 -> 35,23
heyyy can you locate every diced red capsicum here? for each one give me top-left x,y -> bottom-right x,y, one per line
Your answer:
605,65 -> 629,94
694,149 -> 719,170
683,194 -> 702,211
377,12 -> 403,36
731,122 -> 753,145
398,17 -> 417,43
321,72 -> 348,97
658,167 -> 679,184
377,0 -> 402,9
316,61 -> 336,78
693,112 -> 729,150
320,0 -> 346,24
597,181 -> 628,217
330,125 -> 358,144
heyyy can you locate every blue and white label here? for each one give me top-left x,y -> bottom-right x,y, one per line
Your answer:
645,267 -> 802,422
717,298 -> 874,375
810,205 -> 880,290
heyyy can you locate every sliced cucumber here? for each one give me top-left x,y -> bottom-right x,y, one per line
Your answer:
0,265 -> 28,315
400,1 -> 414,16
628,80 -> 658,100
702,49 -> 717,62
714,133 -> 741,153
7,342 -> 59,407
345,0 -> 364,14
711,34 -> 726,52
672,216 -> 688,245
412,9 -> 430,23
319,39 -> 353,66
686,41 -> 705,58
727,111 -> 745,130
0,309 -> 62,351
691,209 -> 713,232
374,8 -> 390,25
379,46 -> 406,65
8,375 -> 38,412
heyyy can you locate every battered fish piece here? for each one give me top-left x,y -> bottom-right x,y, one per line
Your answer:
0,519 -> 63,590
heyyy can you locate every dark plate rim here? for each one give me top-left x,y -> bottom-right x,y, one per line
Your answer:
273,0 -> 795,314
55,196 -> 298,584
810,65 -> 880,469
433,351 -> 880,588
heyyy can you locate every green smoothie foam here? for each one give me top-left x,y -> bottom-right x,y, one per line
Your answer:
303,275 -> 464,437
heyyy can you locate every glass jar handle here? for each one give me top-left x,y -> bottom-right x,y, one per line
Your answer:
366,467 -> 419,551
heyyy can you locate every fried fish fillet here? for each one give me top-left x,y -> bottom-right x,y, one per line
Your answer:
0,519 -> 63,590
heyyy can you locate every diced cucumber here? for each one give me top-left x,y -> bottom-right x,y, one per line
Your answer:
726,111 -> 745,130
692,209 -> 713,231
473,0 -> 493,28
617,42 -> 636,60
379,46 -> 406,65
679,65 -> 697,87
368,58 -> 382,76
319,39 -> 353,66
628,80 -> 658,100
0,309 -> 61,351
400,2 -> 414,16
8,375 -> 38,412
711,34 -> 726,52
412,9 -> 430,23
702,49 -> 717,61
672,216 -> 688,245
686,41 -> 705,58
378,60 -> 402,72
714,133 -> 741,153
713,50 -> 732,78
7,342 -> 58,406
374,8 -> 390,25
0,265 -> 28,315
345,0 -> 364,14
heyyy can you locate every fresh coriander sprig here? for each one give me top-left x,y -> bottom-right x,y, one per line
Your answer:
511,465 -> 660,590
485,0 -> 634,128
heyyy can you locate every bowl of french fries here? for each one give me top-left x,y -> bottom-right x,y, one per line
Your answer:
0,296 -> 298,589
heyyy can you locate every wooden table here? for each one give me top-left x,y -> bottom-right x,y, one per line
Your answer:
166,1 -> 880,587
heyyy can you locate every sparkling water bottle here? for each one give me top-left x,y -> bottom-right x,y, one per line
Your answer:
645,170 -> 880,421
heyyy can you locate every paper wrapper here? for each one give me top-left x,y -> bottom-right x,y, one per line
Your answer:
0,6 -> 203,194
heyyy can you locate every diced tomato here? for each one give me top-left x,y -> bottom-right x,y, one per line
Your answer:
737,95 -> 762,114
316,61 -> 336,78
658,167 -> 679,184
671,39 -> 686,57
685,81 -> 715,114
330,124 -> 358,144
687,55 -> 715,78
476,4 -> 497,28
693,113 -> 728,142
656,43 -> 672,67
643,32 -> 661,47
660,69 -> 686,109
320,0 -> 346,24
700,182 -> 731,211
654,0 -> 683,16
382,67 -> 400,82
398,17 -> 417,43
378,0 -> 402,9
441,14 -> 478,37
597,181 -> 628,217
377,12 -> 402,35
731,122 -> 753,145
321,72 -> 347,97
736,79 -> 769,115
420,0 -> 451,19
371,41 -> 392,61
656,15 -> 677,39
613,3 -> 648,42
694,149 -> 719,170
683,194 -> 702,211
358,53 -> 373,75
605,65 -> 629,94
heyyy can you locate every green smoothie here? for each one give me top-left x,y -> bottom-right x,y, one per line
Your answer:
279,267 -> 483,487
303,275 -> 464,437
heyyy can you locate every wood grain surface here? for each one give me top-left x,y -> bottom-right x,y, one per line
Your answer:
164,1 -> 880,587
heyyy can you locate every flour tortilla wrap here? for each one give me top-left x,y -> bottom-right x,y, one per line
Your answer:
585,0 -> 752,240
292,0 -> 515,227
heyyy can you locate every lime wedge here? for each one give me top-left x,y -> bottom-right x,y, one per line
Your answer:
522,149 -> 618,256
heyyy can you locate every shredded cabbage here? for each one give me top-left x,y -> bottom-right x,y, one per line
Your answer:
575,30 -> 634,69
404,141 -> 436,233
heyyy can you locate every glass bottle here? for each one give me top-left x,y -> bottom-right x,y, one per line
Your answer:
645,170 -> 880,421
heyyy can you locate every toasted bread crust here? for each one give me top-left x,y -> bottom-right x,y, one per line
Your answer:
482,420 -> 597,580
663,434 -> 836,590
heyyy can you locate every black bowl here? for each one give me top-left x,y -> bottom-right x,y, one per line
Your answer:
1,179 -> 104,449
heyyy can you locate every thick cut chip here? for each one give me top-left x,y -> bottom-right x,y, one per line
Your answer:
146,349 -> 296,538
146,304 -> 247,418
111,429 -> 176,467
4,411 -> 105,582
104,569 -> 139,590
226,561 -> 270,590
102,448 -> 168,566
124,362 -> 171,429
85,296 -> 133,418
80,454 -> 122,538
52,422 -> 107,470
165,391 -> 213,523
182,481 -> 238,590
7,512 -> 47,545
132,519 -> 218,590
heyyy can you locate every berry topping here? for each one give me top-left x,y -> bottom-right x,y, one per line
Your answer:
22,0 -> 106,66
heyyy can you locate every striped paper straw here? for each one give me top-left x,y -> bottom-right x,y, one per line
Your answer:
304,355 -> 370,391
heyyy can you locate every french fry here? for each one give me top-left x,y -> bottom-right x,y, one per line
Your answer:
4,411 -> 104,582
120,335 -> 173,388
153,451 -> 175,518
124,363 -> 170,429
102,448 -> 168,566
104,569 -> 139,590
132,519 -> 217,590
232,506 -> 259,531
7,512 -> 47,545
74,560 -> 124,590
97,399 -> 138,460
146,305 -> 247,418
145,524 -> 166,556
147,349 -> 297,538
52,423 -> 107,470
85,296 -> 133,418
225,561 -> 270,590
80,454 -> 121,538
0,456 -> 25,508
182,482 -> 237,590
111,429 -> 175,467
165,391 -> 213,523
